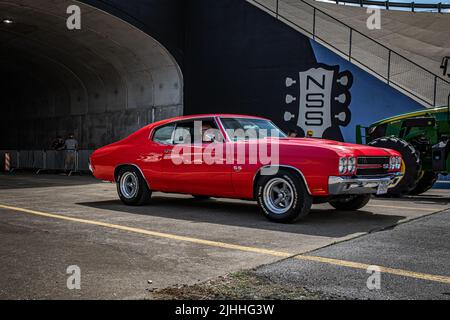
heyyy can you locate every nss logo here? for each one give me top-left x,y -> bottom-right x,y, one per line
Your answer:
283,64 -> 353,141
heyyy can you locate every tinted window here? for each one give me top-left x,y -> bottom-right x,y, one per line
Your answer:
153,125 -> 175,144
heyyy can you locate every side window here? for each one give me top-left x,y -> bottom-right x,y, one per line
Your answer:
172,119 -> 223,145
173,122 -> 194,145
153,125 -> 175,144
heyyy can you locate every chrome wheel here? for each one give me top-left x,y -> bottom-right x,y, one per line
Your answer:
120,172 -> 139,199
263,177 -> 294,215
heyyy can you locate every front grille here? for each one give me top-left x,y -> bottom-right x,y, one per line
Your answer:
357,157 -> 390,176
357,157 -> 390,165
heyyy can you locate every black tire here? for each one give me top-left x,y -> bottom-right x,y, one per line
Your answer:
192,195 -> 211,200
369,137 -> 421,196
329,195 -> 371,211
256,169 -> 312,223
116,166 -> 152,206
409,171 -> 438,195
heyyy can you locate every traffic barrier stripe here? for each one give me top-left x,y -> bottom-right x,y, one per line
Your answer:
4,153 -> 10,172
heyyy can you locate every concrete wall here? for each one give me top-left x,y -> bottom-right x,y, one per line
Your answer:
0,0 -> 183,150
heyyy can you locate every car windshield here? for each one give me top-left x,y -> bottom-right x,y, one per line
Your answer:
220,118 -> 287,141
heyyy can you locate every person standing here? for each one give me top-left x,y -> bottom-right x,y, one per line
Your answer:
64,134 -> 78,174
51,136 -> 65,150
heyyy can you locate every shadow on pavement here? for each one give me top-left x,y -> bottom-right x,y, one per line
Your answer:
374,194 -> 450,206
78,196 -> 406,238
0,172 -> 100,190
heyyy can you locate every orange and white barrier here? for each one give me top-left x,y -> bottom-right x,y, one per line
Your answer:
4,152 -> 10,172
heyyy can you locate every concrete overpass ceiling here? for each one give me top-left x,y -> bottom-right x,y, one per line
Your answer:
0,0 -> 183,148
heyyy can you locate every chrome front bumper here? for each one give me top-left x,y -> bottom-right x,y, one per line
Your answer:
328,172 -> 403,195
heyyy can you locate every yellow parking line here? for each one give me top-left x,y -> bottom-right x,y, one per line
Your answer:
0,204 -> 290,258
367,204 -> 441,212
1,203 -> 450,285
296,256 -> 450,284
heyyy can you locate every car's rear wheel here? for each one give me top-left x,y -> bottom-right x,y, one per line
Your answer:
117,167 -> 151,206
409,171 -> 438,195
256,169 -> 312,223
369,137 -> 421,196
329,194 -> 371,211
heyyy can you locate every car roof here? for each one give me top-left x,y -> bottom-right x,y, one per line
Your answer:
147,114 -> 269,128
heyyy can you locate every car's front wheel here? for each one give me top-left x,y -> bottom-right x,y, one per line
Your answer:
329,194 -> 371,211
256,170 -> 312,223
117,167 -> 151,206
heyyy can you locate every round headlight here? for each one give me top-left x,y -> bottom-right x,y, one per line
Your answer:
396,156 -> 402,170
339,157 -> 348,174
389,156 -> 396,170
348,157 -> 356,174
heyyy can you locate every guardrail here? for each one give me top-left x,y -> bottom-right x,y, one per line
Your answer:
325,0 -> 450,13
0,150 -> 94,176
249,0 -> 450,108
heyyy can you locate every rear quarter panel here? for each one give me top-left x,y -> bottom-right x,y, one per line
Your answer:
90,127 -> 151,182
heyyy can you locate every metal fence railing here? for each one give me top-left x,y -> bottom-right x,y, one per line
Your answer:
0,150 -> 94,176
323,0 -> 450,13
248,0 -> 450,108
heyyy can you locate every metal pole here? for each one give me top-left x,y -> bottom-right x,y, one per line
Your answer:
349,29 -> 353,62
433,75 -> 438,107
387,50 -> 391,84
313,7 -> 316,40
276,0 -> 279,19
37,150 -> 46,174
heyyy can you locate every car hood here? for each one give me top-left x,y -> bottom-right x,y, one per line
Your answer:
275,138 -> 398,157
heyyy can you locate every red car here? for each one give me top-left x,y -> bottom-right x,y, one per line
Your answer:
90,114 -> 403,223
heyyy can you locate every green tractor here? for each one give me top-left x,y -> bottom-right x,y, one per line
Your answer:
356,105 -> 450,196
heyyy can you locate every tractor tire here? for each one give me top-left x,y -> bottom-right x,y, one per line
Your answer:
369,137 -> 421,197
329,195 -> 372,211
409,171 -> 438,196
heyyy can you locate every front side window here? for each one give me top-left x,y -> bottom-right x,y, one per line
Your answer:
220,118 -> 287,141
153,124 -> 175,144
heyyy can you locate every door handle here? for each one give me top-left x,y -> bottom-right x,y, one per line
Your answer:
164,149 -> 171,154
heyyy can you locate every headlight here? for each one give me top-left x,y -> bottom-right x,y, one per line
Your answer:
389,156 -> 396,170
348,157 -> 356,174
396,156 -> 402,170
339,157 -> 348,174
390,156 -> 402,170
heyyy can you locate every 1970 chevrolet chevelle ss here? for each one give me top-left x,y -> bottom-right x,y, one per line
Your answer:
90,114 -> 403,223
